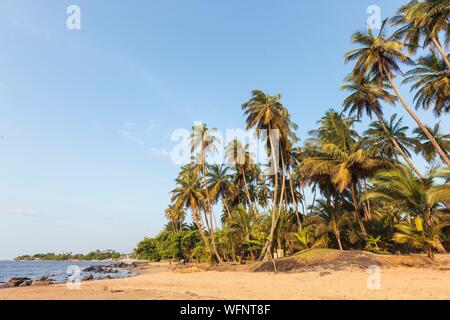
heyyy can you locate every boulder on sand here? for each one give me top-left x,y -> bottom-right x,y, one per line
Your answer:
8,277 -> 31,287
19,280 -> 33,287
82,274 -> 94,281
31,277 -> 51,286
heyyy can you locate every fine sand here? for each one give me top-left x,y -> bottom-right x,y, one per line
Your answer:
1,250 -> 449,300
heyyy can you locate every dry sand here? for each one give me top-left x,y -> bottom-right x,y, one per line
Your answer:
1,250 -> 449,300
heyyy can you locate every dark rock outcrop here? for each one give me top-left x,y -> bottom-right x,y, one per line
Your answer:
82,274 -> 94,281
8,277 -> 31,287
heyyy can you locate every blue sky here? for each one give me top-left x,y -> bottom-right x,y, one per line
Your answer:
0,0 -> 448,259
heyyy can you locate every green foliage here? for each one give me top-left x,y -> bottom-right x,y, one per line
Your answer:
15,250 -> 123,261
133,230 -> 201,262
133,238 -> 161,261
153,1 -> 450,263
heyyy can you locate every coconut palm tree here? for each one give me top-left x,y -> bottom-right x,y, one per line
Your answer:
164,204 -> 185,232
303,111 -> 391,235
342,75 -> 424,177
393,215 -> 449,260
171,164 -> 209,249
225,139 -> 259,218
403,53 -> 450,117
363,115 -> 423,177
364,114 -> 416,159
345,22 -> 450,166
188,123 -> 222,263
365,165 -> 450,255
413,122 -> 450,163
313,199 -> 351,251
206,164 -> 234,221
241,90 -> 295,261
391,0 -> 450,68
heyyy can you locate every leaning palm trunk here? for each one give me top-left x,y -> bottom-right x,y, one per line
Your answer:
259,129 -> 279,267
350,183 -> 368,236
223,198 -> 232,221
335,232 -> 344,251
200,154 -> 223,264
373,111 -> 425,178
383,67 -> 450,167
431,37 -> 450,69
193,209 -> 210,249
288,171 -> 302,231
242,172 -> 259,219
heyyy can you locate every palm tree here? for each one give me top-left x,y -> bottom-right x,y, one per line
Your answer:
303,111 -> 390,236
313,199 -> 351,250
403,53 -> 450,117
164,204 -> 185,232
413,122 -> 450,163
189,123 -> 222,263
171,164 -> 209,249
363,114 -> 425,178
206,164 -> 234,221
365,165 -> 450,255
391,0 -> 450,68
393,215 -> 449,260
345,22 -> 450,166
242,90 -> 295,261
225,139 -> 259,218
342,75 -> 424,177
364,114 -> 417,160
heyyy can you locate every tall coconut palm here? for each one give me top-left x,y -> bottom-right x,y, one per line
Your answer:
225,139 -> 259,218
171,164 -> 209,249
345,22 -> 450,166
241,90 -> 294,261
164,204 -> 185,232
391,0 -> 450,69
342,75 -> 424,177
206,164 -> 234,221
188,123 -> 223,263
413,122 -> 450,163
403,53 -> 450,117
303,111 -> 391,235
363,114 -> 421,174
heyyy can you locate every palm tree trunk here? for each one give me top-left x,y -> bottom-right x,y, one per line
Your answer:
260,128 -> 279,264
242,172 -> 258,219
300,185 -> 307,216
336,235 -> 344,251
373,111 -> 425,178
431,37 -> 450,69
350,183 -> 367,236
288,171 -> 302,231
223,198 -> 232,221
384,68 -> 450,167
201,153 -> 223,264
357,181 -> 371,220
193,209 -> 209,248
309,184 -> 317,215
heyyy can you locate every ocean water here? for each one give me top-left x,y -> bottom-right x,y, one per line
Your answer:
0,261 -> 131,284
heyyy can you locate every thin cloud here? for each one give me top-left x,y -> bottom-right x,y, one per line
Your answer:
120,122 -> 144,146
150,147 -> 170,157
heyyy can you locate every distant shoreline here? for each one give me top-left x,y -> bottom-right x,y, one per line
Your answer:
14,250 -> 128,262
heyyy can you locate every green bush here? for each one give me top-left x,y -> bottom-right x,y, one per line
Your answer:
133,230 -> 202,262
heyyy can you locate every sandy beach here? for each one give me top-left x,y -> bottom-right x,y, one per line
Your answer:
1,251 -> 449,300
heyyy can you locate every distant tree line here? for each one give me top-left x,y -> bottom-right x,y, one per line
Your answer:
15,250 -> 123,261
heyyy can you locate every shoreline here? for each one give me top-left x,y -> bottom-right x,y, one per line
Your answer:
1,251 -> 450,300
0,261 -> 141,289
